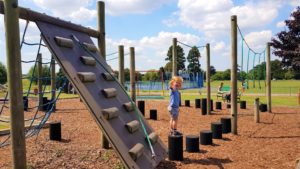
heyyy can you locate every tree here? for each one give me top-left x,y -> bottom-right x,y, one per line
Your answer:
166,45 -> 186,73
0,62 -> 7,84
164,62 -> 172,72
28,65 -> 51,85
187,46 -> 201,73
210,66 -> 216,75
142,70 -> 160,81
271,7 -> 300,71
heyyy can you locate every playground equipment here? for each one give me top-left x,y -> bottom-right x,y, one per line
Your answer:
1,1 -> 166,168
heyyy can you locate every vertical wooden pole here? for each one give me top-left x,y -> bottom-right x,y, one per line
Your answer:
4,0 -> 27,168
206,43 -> 211,115
118,45 -> 125,86
266,43 -> 272,113
254,98 -> 260,123
172,38 -> 177,76
231,15 -> 238,135
51,56 -> 56,100
130,47 -> 136,102
97,0 -> 109,149
97,1 -> 106,60
37,53 -> 43,108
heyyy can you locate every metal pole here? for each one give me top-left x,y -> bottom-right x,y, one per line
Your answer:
51,56 -> 56,100
206,43 -> 211,115
130,47 -> 136,102
97,1 -> 109,149
37,53 -> 43,109
97,1 -> 106,60
172,38 -> 177,76
118,45 -> 124,86
4,0 -> 26,168
254,98 -> 260,123
266,43 -> 272,113
231,15 -> 238,135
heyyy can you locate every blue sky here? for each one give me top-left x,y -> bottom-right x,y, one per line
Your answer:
0,0 -> 299,73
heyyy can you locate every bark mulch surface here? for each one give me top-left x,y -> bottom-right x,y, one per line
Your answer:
0,98 -> 299,169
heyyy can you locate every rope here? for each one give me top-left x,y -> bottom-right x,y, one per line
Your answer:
106,57 -> 118,61
252,53 -> 256,88
258,53 -> 261,89
246,48 -> 250,89
20,20 -> 30,49
177,40 -> 206,49
71,34 -> 156,157
240,39 -> 244,80
106,51 -> 118,57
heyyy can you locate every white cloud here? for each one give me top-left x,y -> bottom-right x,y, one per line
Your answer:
276,21 -> 286,28
244,30 -> 272,51
105,0 -> 173,15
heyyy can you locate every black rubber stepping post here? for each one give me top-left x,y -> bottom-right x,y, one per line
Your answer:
50,121 -> 61,141
221,117 -> 231,133
185,100 -> 190,107
201,98 -> 207,115
137,100 -> 145,116
211,122 -> 222,139
186,135 -> 199,152
42,97 -> 49,111
240,100 -> 246,109
211,100 -> 213,111
23,96 -> 28,111
216,102 -> 222,110
150,109 -> 157,120
168,135 -> 183,161
226,103 -> 231,109
259,104 -> 267,112
195,99 -> 201,108
200,130 -> 212,145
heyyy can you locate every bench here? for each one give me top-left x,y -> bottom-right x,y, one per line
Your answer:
217,86 -> 242,102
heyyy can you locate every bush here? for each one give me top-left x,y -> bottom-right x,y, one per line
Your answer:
0,62 -> 7,84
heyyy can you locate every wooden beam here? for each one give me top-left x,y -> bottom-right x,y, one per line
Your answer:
172,38 -> 177,76
4,0 -> 27,168
130,47 -> 136,102
266,43 -> 272,113
0,0 -> 99,38
118,45 -> 124,86
206,43 -> 211,115
97,1 -> 106,59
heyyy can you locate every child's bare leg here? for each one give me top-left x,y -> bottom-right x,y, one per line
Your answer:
170,119 -> 173,131
173,119 -> 178,130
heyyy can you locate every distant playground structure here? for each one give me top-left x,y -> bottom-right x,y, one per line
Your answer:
0,1 -> 281,169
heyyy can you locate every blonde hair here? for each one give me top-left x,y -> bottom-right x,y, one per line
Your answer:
169,76 -> 183,87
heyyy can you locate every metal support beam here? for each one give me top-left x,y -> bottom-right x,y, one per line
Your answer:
231,15 -> 238,135
4,0 -> 26,168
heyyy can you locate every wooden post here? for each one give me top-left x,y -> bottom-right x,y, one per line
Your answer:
254,98 -> 260,123
172,38 -> 177,76
118,45 -> 125,86
97,1 -> 106,60
231,15 -> 238,135
51,56 -> 56,100
37,53 -> 43,108
4,0 -> 27,168
130,47 -> 136,102
266,43 -> 272,113
206,43 -> 211,115
97,1 -> 109,149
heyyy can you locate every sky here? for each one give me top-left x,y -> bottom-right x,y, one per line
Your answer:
0,0 -> 299,74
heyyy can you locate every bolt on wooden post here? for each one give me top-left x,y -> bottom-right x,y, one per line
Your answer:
4,0 -> 27,168
231,15 -> 238,135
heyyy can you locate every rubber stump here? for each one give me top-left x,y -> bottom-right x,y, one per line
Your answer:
195,99 -> 201,108
240,100 -> 246,109
211,100 -> 214,111
185,100 -> 190,107
211,122 -> 222,139
186,135 -> 199,152
216,102 -> 222,110
259,104 -> 267,112
50,121 -> 61,141
137,100 -> 145,116
168,135 -> 183,161
200,130 -> 212,145
226,103 -> 231,109
150,109 -> 157,120
201,98 -> 207,115
220,117 -> 231,133
42,97 -> 49,111
23,96 -> 28,111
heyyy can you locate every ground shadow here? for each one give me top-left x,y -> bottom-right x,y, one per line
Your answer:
222,137 -> 232,141
183,157 -> 233,169
60,138 -> 71,143
253,135 -> 300,139
156,159 -> 177,169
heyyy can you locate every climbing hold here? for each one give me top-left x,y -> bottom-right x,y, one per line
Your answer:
123,102 -> 134,112
77,72 -> 96,83
83,42 -> 98,52
129,143 -> 144,161
54,36 -> 73,48
102,107 -> 119,120
101,72 -> 115,81
125,120 -> 140,133
80,56 -> 96,66
147,132 -> 158,144
101,88 -> 117,98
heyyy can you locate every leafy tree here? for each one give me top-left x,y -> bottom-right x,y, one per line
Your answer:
187,46 -> 201,73
28,65 -> 51,85
164,62 -> 172,72
210,66 -> 216,75
0,62 -> 7,84
142,70 -> 160,81
166,45 -> 186,73
271,7 -> 300,71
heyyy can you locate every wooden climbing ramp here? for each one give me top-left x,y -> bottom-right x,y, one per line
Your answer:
36,21 -> 167,169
